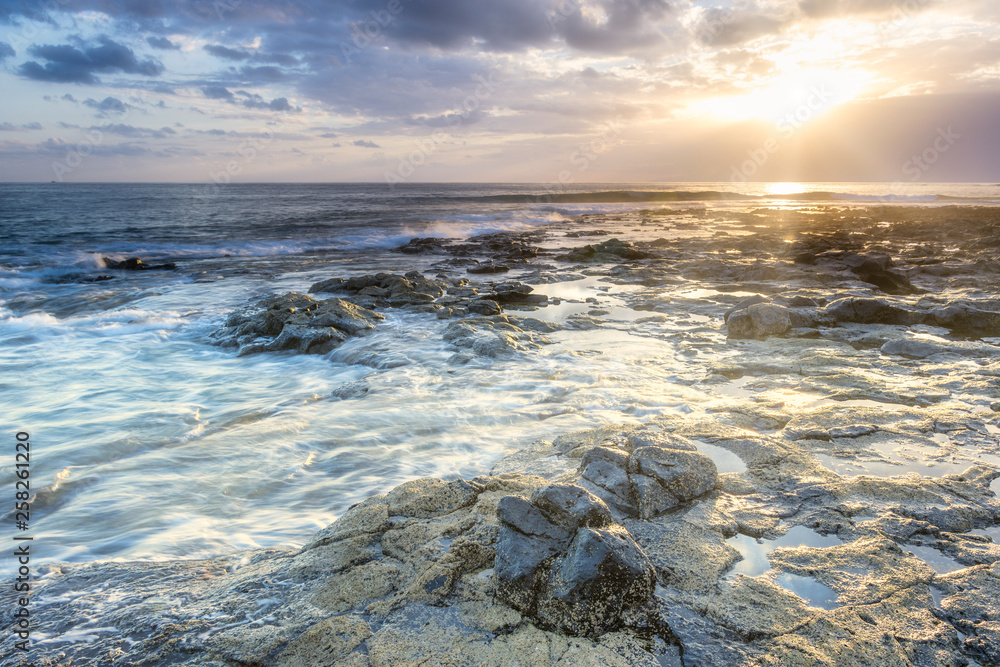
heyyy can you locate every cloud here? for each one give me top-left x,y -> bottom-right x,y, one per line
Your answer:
798,0 -> 908,19
353,139 -> 380,148
204,44 -> 251,60
202,85 -> 234,100
407,108 -> 490,127
17,36 -> 164,84
235,91 -> 299,111
694,5 -> 792,47
0,42 -> 14,61
257,52 -> 299,66
267,97 -> 294,111
239,65 -> 288,82
82,96 -> 129,115
200,87 -> 299,112
0,122 -> 43,131
147,36 -> 179,50
93,123 -> 177,138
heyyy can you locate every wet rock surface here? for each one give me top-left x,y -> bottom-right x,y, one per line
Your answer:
210,292 -> 384,356
15,205 -> 1000,666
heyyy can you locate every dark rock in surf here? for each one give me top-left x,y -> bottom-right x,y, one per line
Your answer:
397,237 -> 453,254
558,238 -> 654,263
103,257 -> 178,271
210,292 -> 383,357
468,260 -> 511,274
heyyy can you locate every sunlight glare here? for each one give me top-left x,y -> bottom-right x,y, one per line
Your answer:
693,68 -> 871,125
766,182 -> 806,196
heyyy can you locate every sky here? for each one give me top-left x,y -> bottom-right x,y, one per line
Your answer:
0,0 -> 998,183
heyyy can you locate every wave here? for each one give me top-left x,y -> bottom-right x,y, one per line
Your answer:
433,190 -> 1000,204
0,307 -> 188,340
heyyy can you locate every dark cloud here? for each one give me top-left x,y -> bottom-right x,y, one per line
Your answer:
146,36 -> 179,50
560,0 -> 673,53
256,52 -> 299,66
234,91 -> 299,111
353,139 -> 380,148
204,44 -> 251,60
202,85 -> 234,99
0,41 -> 14,61
83,96 -> 129,115
694,6 -> 790,47
17,36 -> 163,84
62,93 -> 77,102
268,97 -> 293,111
239,65 -> 288,82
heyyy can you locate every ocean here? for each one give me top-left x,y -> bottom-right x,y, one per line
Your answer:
3,181 -> 999,577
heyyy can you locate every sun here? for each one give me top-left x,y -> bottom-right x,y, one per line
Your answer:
765,182 -> 807,196
693,68 -> 871,125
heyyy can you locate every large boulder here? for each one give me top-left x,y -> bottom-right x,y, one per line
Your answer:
494,484 -> 656,637
577,441 -> 719,520
726,303 -> 793,340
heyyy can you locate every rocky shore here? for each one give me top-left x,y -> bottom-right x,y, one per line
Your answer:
7,205 -> 1000,666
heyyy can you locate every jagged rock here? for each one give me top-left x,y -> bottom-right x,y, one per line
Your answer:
443,316 -> 552,358
580,447 -> 633,508
468,299 -> 502,316
494,484 -> 656,637
560,238 -> 654,263
823,297 -> 920,325
926,304 -> 1000,338
103,256 -> 178,271
486,281 -> 548,306
723,295 -> 771,322
210,292 -> 383,357
628,447 -> 719,512
841,253 -> 921,295
468,260 -> 511,274
536,525 -> 657,636
397,237 -> 453,254
308,271 -> 448,307
726,303 -> 793,340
